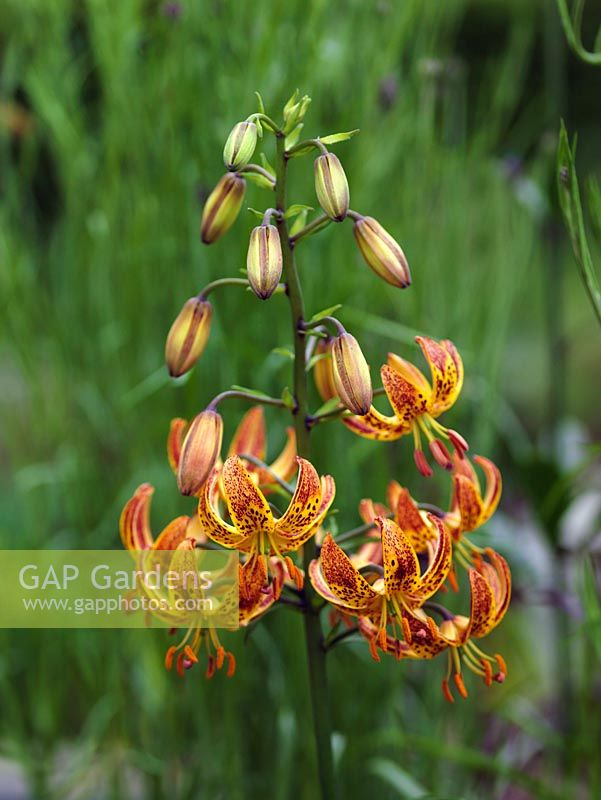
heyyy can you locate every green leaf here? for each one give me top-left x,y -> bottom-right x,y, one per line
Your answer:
289,210 -> 308,236
285,204 -> 314,219
285,123 -> 303,149
369,757 -> 428,798
314,397 -> 341,416
254,91 -> 265,114
309,304 -> 342,323
271,347 -> 294,360
283,89 -> 299,117
286,141 -> 318,159
557,121 -> 601,326
244,171 -> 275,190
259,152 -> 276,177
306,351 -> 329,371
247,207 -> 266,220
319,129 -> 360,145
281,386 -> 296,410
231,385 -> 273,400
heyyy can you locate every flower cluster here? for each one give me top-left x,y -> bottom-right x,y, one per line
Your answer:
120,92 -> 511,703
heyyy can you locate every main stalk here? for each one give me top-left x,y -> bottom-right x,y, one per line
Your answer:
274,133 -> 336,799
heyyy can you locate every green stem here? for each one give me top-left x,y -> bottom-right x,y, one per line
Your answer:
237,163 -> 276,186
275,132 -> 337,800
207,389 -> 286,411
199,277 -> 250,298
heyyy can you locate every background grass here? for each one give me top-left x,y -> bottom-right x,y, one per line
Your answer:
0,0 -> 600,798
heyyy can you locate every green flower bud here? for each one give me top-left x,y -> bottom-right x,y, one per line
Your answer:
165,297 -> 212,377
314,152 -> 349,221
331,332 -> 372,415
223,121 -> 258,171
247,224 -> 283,300
200,173 -> 246,245
353,216 -> 411,288
177,409 -> 223,496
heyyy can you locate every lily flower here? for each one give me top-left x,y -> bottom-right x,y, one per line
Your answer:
445,453 -> 502,541
309,516 -> 451,657
343,337 -> 468,476
198,455 -> 335,588
366,548 -> 511,702
120,482 -> 203,552
167,406 -> 297,494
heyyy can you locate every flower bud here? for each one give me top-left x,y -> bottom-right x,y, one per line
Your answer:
177,409 -> 223,496
246,224 -> 283,300
200,173 -> 245,244
223,121 -> 258,171
331,333 -> 372,415
353,216 -> 411,288
165,297 -> 212,377
313,337 -> 338,403
314,153 -> 349,221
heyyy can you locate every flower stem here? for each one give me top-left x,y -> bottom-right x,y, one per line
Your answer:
275,131 -> 337,800
199,277 -> 250,299
289,212 -> 332,246
207,389 -> 286,411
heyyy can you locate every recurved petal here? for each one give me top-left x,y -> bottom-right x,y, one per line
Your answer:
453,474 -> 485,533
474,455 -> 502,524
467,568 -> 497,639
120,483 -> 155,550
276,458 -> 335,545
381,364 -> 429,426
317,533 -> 380,611
418,515 -> 452,598
479,549 -> 511,626
197,468 -> 247,549
359,498 -> 390,525
152,516 -> 190,550
416,337 -> 464,416
387,353 -> 432,399
228,406 -> 267,461
343,404 -> 409,441
393,485 -> 436,552
238,556 -> 269,621
377,517 -> 421,598
222,456 -> 275,538
167,418 -> 188,473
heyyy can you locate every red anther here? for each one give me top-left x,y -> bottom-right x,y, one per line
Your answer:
226,652 -> 236,677
184,645 -> 199,664
429,439 -> 453,470
494,653 -> 507,675
453,673 -> 469,699
205,655 -> 216,679
414,449 -> 433,478
176,651 -> 187,678
447,429 -> 468,456
493,672 -> 506,684
168,628 -> 177,636
482,660 -> 493,687
448,568 -> 459,593
368,637 -> 381,663
216,646 -> 225,670
472,552 -> 483,571
164,645 -> 177,671
441,679 -> 455,703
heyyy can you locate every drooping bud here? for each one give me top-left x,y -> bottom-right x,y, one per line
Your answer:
177,409 -> 223,496
246,224 -> 283,300
200,173 -> 245,244
313,337 -> 338,403
165,297 -> 212,377
314,152 -> 349,221
331,333 -> 372,415
223,121 -> 258,171
353,216 -> 411,288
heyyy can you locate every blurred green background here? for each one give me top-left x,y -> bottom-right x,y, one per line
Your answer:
1,0 -> 600,798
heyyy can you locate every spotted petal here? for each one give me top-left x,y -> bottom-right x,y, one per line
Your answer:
416,337 -> 463,417
467,568 -> 497,639
401,611 -> 448,659
275,458 -> 335,548
378,517 -> 421,598
228,406 -> 266,461
392,484 -> 437,552
418,515 -> 452,598
222,456 -> 275,537
238,556 -> 273,625
197,468 -> 249,549
153,516 -> 191,550
381,364 -> 429,426
316,533 -> 380,612
343,404 -> 408,441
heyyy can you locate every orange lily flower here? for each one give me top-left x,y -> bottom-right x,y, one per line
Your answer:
364,548 -> 511,702
168,406 -> 297,492
198,455 -> 335,588
446,453 -> 502,541
343,337 -> 468,476
309,517 -> 451,655
120,482 -> 203,551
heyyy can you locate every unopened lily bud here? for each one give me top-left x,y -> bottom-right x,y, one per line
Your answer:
353,216 -> 411,288
331,333 -> 372,415
313,337 -> 338,403
165,297 -> 212,377
223,121 -> 257,171
247,224 -> 283,300
314,152 -> 349,221
200,173 -> 245,244
177,410 -> 223,496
